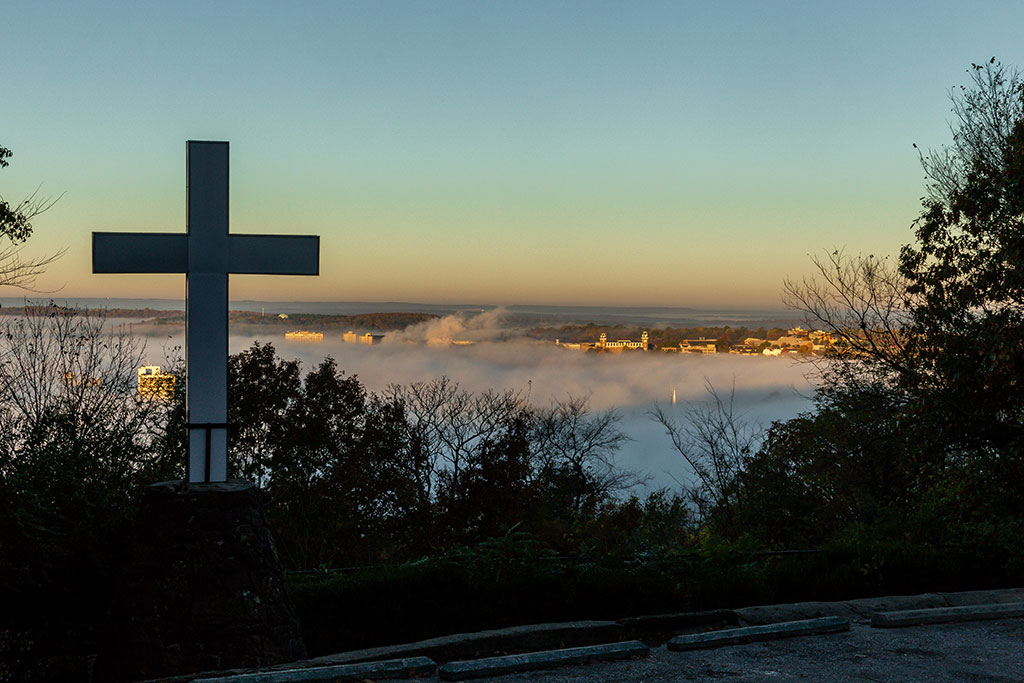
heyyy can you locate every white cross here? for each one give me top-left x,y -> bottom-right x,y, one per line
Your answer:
93,141 -> 319,483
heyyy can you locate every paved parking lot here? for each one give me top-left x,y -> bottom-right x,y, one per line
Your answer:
481,618 -> 1024,682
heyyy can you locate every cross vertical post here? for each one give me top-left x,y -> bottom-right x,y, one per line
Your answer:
92,140 -> 320,484
186,142 -> 230,483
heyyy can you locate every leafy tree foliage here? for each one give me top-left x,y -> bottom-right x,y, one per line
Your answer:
897,59 -> 1024,467
229,342 -> 304,486
0,145 -> 63,289
730,383 -> 923,546
730,60 -> 1024,547
439,410 -> 536,543
0,305 -> 172,633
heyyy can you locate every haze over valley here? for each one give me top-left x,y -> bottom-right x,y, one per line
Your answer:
82,300 -> 820,491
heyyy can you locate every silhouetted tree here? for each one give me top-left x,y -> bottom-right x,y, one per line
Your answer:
387,377 -> 526,503
651,382 -> 759,535
0,145 -> 64,289
439,411 -> 537,543
0,304 -> 167,629
754,59 -> 1024,545
533,396 -> 637,516
898,58 -> 1024,470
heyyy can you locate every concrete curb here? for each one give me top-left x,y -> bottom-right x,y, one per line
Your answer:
733,594 -> 948,625
192,656 -> 436,682
940,588 -> 1024,607
618,609 -> 739,639
871,602 -> 1024,628
298,620 -> 624,667
845,593 -> 947,619
667,616 -> 850,651
437,640 -> 649,681
729,589 -> 1024,627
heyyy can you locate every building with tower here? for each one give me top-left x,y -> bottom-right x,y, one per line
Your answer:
597,331 -> 649,351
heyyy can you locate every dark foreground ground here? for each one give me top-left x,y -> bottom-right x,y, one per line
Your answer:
480,619 -> 1024,682
185,590 -> 1024,682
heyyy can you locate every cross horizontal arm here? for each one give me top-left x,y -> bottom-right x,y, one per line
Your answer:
228,234 -> 319,275
93,233 -> 189,273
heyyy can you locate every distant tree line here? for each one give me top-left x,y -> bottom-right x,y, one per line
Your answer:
140,310 -> 440,331
0,305 -> 182,318
528,323 -> 790,350
0,308 -> 441,333
230,311 -> 439,331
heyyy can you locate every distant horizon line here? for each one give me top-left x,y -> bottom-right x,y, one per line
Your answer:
0,296 -> 796,313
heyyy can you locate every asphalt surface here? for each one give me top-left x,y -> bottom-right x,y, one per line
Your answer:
471,618 -> 1024,682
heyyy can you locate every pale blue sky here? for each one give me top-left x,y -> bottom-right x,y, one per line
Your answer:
3,1 -> 1023,306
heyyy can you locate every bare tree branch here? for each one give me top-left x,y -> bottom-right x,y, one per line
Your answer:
0,303 -> 166,479
650,380 -> 760,531
534,395 -> 642,511
783,249 -> 918,388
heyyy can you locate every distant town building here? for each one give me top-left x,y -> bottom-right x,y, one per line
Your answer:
597,331 -> 649,351
285,330 -> 324,342
558,342 -> 593,351
773,334 -> 810,348
740,329 -> 832,355
808,330 -> 835,353
728,344 -> 760,355
679,338 -> 717,354
138,365 -> 175,399
342,330 -> 384,344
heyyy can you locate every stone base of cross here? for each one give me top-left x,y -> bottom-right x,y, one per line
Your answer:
93,141 -> 319,483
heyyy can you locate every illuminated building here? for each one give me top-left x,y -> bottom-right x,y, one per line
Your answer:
138,365 -> 175,399
343,330 -> 384,344
558,341 -> 593,351
597,331 -> 649,351
679,338 -> 717,354
285,330 -> 324,342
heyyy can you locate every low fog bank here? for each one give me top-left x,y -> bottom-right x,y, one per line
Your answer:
269,338 -> 812,491
139,310 -> 817,491
386,306 -> 520,345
